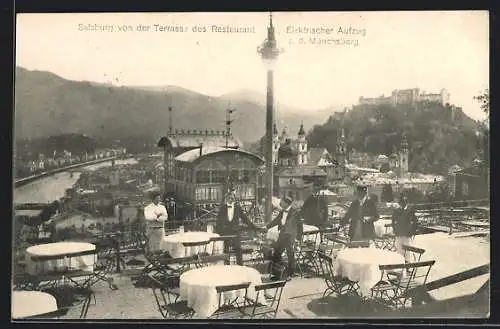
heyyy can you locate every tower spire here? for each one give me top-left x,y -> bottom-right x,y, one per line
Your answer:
298,121 -> 305,136
168,105 -> 173,135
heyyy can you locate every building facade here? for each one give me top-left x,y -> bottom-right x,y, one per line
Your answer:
168,147 -> 264,217
157,129 -> 241,195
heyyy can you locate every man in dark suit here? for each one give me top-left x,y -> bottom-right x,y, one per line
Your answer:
340,184 -> 379,242
392,192 -> 418,262
266,196 -> 304,280
215,190 -> 263,265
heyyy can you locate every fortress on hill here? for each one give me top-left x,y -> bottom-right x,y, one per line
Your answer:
359,88 -> 450,106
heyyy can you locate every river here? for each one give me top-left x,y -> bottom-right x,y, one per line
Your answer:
14,158 -> 138,204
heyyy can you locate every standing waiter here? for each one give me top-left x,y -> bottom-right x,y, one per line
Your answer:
144,191 -> 168,252
340,183 -> 379,242
266,196 -> 303,280
216,189 -> 264,265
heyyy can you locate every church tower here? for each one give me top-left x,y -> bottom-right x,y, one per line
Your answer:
398,133 -> 409,177
297,122 -> 308,165
336,128 -> 347,166
272,122 -> 280,165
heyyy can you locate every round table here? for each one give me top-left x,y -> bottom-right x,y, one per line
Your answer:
26,242 -> 96,276
267,224 -> 319,243
333,247 -> 405,297
162,232 -> 223,259
179,264 -> 265,318
374,219 -> 393,238
12,291 -> 58,319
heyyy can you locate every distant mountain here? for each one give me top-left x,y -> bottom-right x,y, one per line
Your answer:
14,67 -> 336,144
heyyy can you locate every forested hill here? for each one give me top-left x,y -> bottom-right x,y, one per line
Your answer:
307,102 -> 484,175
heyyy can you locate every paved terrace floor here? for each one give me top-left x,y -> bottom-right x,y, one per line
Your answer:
58,233 -> 489,319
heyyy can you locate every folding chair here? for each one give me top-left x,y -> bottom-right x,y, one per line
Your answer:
317,251 -> 359,298
116,231 -> 148,268
371,260 -> 436,310
147,274 -> 194,319
209,282 -> 251,319
40,285 -> 94,319
241,280 -> 287,319
209,235 -> 236,263
373,224 -> 396,251
73,239 -> 118,291
181,240 -> 210,267
317,231 -> 345,259
296,229 -> 321,277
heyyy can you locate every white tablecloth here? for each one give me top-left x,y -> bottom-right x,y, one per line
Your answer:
12,291 -> 58,319
333,247 -> 405,297
162,232 -> 223,259
180,264 -> 265,318
374,219 -> 393,238
26,242 -> 96,276
267,224 -> 319,243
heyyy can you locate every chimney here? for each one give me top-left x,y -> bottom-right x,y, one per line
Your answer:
199,143 -> 203,157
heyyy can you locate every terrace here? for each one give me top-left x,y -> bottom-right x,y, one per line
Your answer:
12,220 -> 489,320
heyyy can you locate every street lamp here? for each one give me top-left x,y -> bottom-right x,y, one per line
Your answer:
257,12 -> 283,224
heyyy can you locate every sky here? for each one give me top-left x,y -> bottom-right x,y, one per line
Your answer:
16,11 -> 489,120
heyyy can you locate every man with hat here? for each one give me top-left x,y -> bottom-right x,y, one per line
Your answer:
144,191 -> 169,252
391,191 -> 418,262
216,188 -> 264,265
340,182 -> 379,242
266,196 -> 304,280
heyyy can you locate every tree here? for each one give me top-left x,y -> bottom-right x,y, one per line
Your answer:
473,89 -> 489,115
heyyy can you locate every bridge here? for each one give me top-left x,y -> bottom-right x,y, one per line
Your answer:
14,157 -> 117,188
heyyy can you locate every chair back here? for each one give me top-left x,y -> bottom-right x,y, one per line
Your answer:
251,280 -> 287,318
317,251 -> 335,280
301,229 -> 321,248
198,253 -> 230,267
209,235 -> 237,255
182,240 -> 210,256
319,227 -> 339,242
318,233 -> 346,258
209,235 -> 237,242
402,244 -> 426,262
212,282 -> 251,318
379,260 -> 436,294
347,240 -> 370,248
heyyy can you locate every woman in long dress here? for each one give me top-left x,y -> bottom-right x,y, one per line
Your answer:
143,192 -> 168,252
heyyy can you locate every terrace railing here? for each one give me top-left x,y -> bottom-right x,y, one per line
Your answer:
408,263 -> 490,306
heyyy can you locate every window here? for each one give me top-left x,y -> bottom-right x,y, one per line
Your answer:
196,186 -> 222,201
211,170 -> 226,183
242,170 -> 250,183
196,187 -> 210,201
197,170 -> 210,184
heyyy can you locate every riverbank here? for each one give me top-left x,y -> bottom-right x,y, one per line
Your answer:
14,158 -> 139,204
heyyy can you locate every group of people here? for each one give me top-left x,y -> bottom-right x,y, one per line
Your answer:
340,183 -> 418,262
143,182 -> 419,280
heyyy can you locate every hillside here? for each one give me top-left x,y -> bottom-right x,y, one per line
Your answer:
307,102 -> 484,174
14,67 -> 334,144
